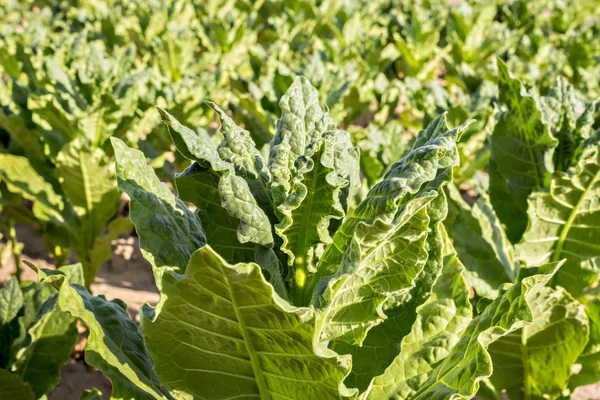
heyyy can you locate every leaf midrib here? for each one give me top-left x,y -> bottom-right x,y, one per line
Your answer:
294,156 -> 322,274
506,79 -> 544,189
552,168 -> 600,263
219,262 -> 270,399
331,208 -> 430,301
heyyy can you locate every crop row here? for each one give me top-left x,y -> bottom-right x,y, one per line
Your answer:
0,1 -> 599,399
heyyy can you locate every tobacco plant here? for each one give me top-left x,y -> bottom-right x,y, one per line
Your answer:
0,0 -> 599,397
3,78 -> 595,400
443,60 -> 600,399
0,25 -> 144,285
0,265 -> 82,399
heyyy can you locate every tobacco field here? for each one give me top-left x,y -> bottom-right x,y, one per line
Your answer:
0,0 -> 599,399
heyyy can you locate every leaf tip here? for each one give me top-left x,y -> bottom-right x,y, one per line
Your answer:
109,136 -> 125,149
203,100 -> 224,115
156,106 -> 175,127
23,259 -> 39,274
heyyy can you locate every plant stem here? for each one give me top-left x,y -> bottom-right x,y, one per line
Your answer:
8,225 -> 22,282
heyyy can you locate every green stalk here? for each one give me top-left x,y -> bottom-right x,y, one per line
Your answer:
8,225 -> 22,282
290,261 -> 309,306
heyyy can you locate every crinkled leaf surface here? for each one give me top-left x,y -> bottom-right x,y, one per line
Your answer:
517,144 -> 600,295
159,106 -> 274,247
268,76 -> 336,206
488,286 -> 588,400
361,243 -> 472,399
159,78 -> 360,305
332,203 -> 448,392
142,246 -> 352,400
175,163 -> 287,298
319,198 -> 431,345
366,261 -> 562,399
158,108 -> 286,295
318,118 -> 465,388
539,77 -> 595,172
9,295 -> 78,398
209,102 -> 273,204
569,299 -> 600,389
38,269 -> 172,400
279,134 -> 351,301
112,137 -> 205,278
314,116 -> 471,303
445,184 -> 515,298
175,163 -> 261,264
489,59 -> 557,243
332,196 -> 445,390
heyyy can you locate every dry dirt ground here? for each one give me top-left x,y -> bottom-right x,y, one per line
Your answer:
1,224 -> 599,399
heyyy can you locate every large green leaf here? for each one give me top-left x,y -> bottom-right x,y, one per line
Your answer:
488,287 -> 588,399
36,267 -> 172,400
159,107 -> 274,247
361,242 -> 472,399
0,277 -> 22,326
111,137 -> 205,278
445,184 -> 515,298
318,117 -> 466,387
569,299 -> 600,389
9,295 -> 78,398
489,59 -> 558,243
268,76 -> 336,206
517,143 -> 600,295
279,133 -> 352,303
539,77 -> 595,172
175,164 -> 287,298
56,137 -> 121,284
314,116 -> 471,302
318,197 -> 432,345
364,261 -> 563,399
158,108 -> 285,295
142,245 -> 353,399
333,221 -> 460,393
0,113 -> 45,161
0,369 -> 34,400
0,278 -> 23,368
0,154 -> 65,225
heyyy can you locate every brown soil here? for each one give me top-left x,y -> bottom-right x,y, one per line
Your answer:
2,224 -> 599,399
